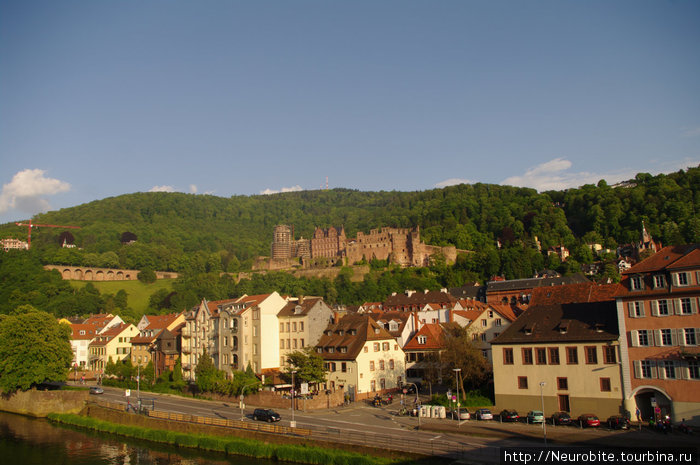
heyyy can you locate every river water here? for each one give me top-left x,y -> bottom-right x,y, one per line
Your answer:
0,411 -> 276,465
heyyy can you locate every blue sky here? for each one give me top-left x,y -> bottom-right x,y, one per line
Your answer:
1,1 -> 699,225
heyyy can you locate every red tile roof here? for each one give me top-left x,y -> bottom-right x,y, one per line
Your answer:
403,324 -> 445,350
624,244 -> 700,274
70,324 -> 99,340
529,283 -> 625,306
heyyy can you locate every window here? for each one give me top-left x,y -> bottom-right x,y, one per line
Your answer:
488,310 -> 494,318
224,336 -> 228,347
684,328 -> 697,346
364,346 -> 368,353
300,322 -> 304,331
369,361 -> 375,371
495,318 -> 502,327
662,361 -> 676,379
548,347 -> 560,365
679,298 -> 695,315
382,342 -> 390,351
676,272 -> 689,286
566,347 -> 578,364
481,333 -> 487,342
481,319 -> 487,327
600,377 -> 611,392
518,376 -> 528,389
557,377 -> 568,390
287,338 -> 291,349
380,378 -> 386,390
379,360 -> 385,370
585,346 -> 597,364
603,346 -> 616,364
653,274 -> 666,289
536,348 -> 547,365
253,343 -> 257,355
637,329 -> 650,346
503,348 -> 514,365
472,333 -> 479,341
630,276 -> 643,290
373,343 -> 380,352
660,329 -> 673,346
292,322 -> 297,332
628,301 -> 645,318
341,362 -> 347,373
653,300 -> 670,316
286,322 -> 290,332
641,360 -> 653,378
522,348 -> 533,365
280,322 -> 284,332
293,339 -> 298,349
689,361 -> 700,380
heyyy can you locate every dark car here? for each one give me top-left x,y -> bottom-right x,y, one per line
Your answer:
607,415 -> 630,430
577,413 -> 600,427
253,408 -> 281,422
551,411 -> 572,425
499,409 -> 519,422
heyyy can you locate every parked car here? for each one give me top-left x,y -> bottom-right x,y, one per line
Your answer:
550,411 -> 573,425
499,409 -> 519,422
527,410 -> 544,424
253,408 -> 281,422
474,408 -> 493,420
577,413 -> 601,427
449,409 -> 470,420
607,415 -> 630,430
89,386 -> 104,395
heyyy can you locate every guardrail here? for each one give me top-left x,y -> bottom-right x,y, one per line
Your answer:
92,399 -> 496,462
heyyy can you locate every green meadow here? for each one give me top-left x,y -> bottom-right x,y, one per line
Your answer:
70,279 -> 175,315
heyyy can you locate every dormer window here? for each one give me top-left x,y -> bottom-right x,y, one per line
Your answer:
79,330 -> 86,335
417,336 -> 427,345
316,347 -> 323,353
325,330 -> 332,336
374,328 -> 380,334
523,324 -> 534,336
630,276 -> 644,291
337,329 -> 344,336
340,346 -> 347,353
653,274 -> 666,289
594,323 -> 604,333
674,272 -> 690,287
327,347 -> 335,353
349,329 -> 357,336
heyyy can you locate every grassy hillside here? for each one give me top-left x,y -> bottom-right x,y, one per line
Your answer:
70,279 -> 176,316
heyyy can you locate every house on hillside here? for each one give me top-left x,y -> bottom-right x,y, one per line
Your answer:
131,312 -> 185,368
404,323 -> 446,386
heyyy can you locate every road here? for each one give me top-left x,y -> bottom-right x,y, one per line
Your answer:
89,386 -> 699,462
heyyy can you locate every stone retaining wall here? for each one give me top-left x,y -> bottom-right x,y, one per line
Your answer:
0,389 -> 88,417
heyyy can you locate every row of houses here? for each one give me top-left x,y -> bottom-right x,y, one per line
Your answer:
63,244 -> 699,423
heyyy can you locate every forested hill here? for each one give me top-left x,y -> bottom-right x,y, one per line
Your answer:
1,167 -> 698,275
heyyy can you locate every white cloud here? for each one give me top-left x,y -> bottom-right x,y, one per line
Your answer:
501,158 -> 636,191
189,184 -> 198,194
260,185 -> 304,195
0,169 -> 70,216
434,178 -> 474,188
149,185 -> 175,192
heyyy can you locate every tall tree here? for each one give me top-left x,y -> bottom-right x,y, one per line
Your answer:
439,323 -> 492,393
0,306 -> 73,393
285,347 -> 327,386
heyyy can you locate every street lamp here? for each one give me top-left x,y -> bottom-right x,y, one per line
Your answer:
539,381 -> 547,445
240,381 -> 259,421
291,370 -> 297,428
453,368 -> 462,427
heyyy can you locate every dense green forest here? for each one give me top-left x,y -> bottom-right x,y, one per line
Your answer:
1,167 -> 698,319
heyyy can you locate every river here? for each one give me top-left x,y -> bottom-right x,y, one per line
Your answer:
0,411 -> 277,465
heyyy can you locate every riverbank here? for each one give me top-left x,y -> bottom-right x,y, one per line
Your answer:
49,405 -> 447,465
0,388 -> 87,417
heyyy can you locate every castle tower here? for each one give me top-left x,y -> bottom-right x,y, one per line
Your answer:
271,225 -> 293,259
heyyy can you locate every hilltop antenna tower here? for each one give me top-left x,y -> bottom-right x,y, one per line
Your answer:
326,176 -> 329,190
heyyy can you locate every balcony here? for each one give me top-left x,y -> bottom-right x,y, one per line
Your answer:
181,328 -> 192,338
181,346 -> 191,354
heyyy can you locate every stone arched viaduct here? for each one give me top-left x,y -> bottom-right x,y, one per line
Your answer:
43,265 -> 178,281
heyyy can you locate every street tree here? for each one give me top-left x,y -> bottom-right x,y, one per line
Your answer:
439,323 -> 492,394
194,349 -> 225,392
0,306 -> 73,393
285,347 -> 327,387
